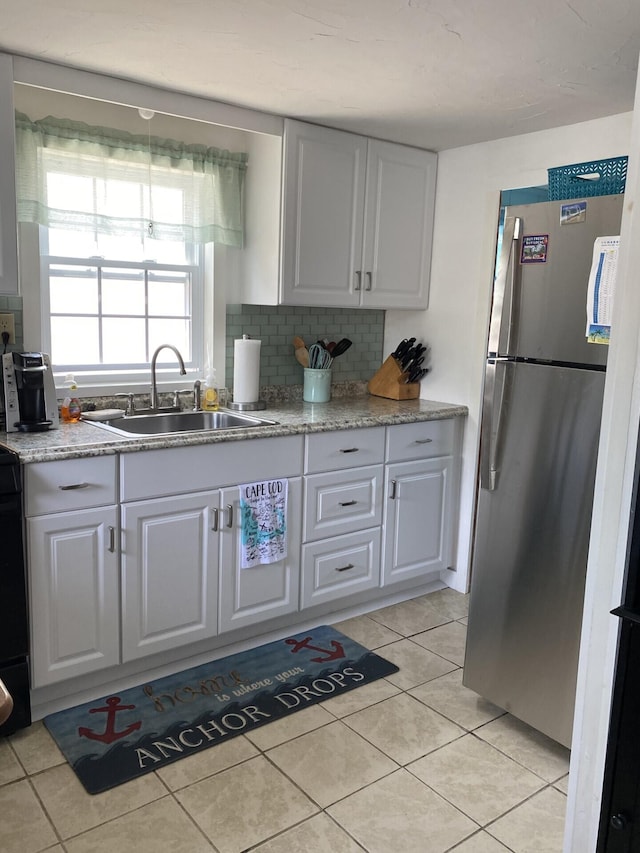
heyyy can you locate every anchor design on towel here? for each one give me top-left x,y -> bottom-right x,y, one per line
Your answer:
285,635 -> 345,663
78,696 -> 142,744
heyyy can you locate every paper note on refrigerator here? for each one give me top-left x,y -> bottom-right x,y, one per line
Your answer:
586,236 -> 620,344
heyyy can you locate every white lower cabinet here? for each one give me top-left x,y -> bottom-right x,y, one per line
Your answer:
121,491 -> 220,662
24,419 -> 462,694
381,419 -> 461,586
25,456 -> 119,688
382,455 -> 455,585
218,478 -> 302,633
301,429 -> 384,607
28,506 -> 120,686
119,437 -> 304,643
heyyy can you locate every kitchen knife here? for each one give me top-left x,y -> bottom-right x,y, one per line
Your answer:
393,338 -> 415,361
401,347 -> 419,369
406,355 -> 425,373
392,339 -> 408,358
406,367 -> 430,383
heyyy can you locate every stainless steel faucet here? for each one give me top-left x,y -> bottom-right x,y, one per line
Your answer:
149,344 -> 186,410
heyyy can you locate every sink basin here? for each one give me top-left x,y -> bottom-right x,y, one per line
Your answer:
85,409 -> 278,437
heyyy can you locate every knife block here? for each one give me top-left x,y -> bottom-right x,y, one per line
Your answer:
368,355 -> 420,400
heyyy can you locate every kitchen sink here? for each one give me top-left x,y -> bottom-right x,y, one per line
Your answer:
85,409 -> 278,437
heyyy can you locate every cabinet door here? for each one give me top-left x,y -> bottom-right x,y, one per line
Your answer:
382,457 -> 454,585
28,506 -> 119,687
281,120 -> 366,307
0,54 -> 18,294
361,140 -> 436,309
121,492 -> 219,662
218,477 -> 302,632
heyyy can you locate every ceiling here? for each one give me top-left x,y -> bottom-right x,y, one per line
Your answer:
1,0 -> 639,150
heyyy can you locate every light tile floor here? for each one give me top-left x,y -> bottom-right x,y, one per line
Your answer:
0,589 -> 570,853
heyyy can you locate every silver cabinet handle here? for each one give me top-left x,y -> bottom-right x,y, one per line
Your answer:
365,271 -> 372,291
211,507 -> 219,532
58,482 -> 90,490
339,500 -> 357,507
389,479 -> 397,500
225,504 -> 234,529
354,270 -> 362,291
108,526 -> 115,553
335,563 -> 355,573
340,448 -> 359,454
414,438 -> 433,445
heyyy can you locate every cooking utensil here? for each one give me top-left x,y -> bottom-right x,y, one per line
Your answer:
392,337 -> 415,360
292,336 -> 306,349
331,338 -> 352,358
295,346 -> 309,368
308,343 -> 332,369
406,366 -> 429,383
405,355 -> 424,373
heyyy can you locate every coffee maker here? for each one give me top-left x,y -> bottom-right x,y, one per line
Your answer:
1,352 -> 59,432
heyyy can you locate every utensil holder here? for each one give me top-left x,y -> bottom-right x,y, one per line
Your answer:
303,368 -> 332,403
368,355 -> 420,400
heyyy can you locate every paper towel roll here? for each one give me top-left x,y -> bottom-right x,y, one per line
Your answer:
233,337 -> 261,403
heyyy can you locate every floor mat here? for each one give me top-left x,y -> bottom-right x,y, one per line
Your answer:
44,624 -> 398,794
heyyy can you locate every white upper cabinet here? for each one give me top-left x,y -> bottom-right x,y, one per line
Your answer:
0,54 -> 18,294
281,119 -> 437,309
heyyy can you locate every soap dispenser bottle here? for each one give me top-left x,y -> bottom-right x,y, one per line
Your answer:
202,367 -> 219,411
61,374 -> 81,423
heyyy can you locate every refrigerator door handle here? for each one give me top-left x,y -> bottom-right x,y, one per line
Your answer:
488,216 -> 521,357
480,359 -> 510,491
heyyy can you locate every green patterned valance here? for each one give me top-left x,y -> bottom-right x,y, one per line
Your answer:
15,112 -> 248,247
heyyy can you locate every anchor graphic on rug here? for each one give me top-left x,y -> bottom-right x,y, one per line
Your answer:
78,696 -> 142,744
285,635 -> 345,663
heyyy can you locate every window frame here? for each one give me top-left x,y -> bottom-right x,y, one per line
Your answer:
21,222 -> 207,394
44,249 -> 204,378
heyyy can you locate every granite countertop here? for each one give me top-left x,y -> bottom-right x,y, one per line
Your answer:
0,396 -> 468,463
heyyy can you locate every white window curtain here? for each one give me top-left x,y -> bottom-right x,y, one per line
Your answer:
14,112 -> 248,247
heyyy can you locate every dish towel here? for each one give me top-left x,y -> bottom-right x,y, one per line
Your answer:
239,479 -> 288,568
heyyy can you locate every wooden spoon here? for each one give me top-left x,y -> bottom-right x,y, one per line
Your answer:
292,336 -> 306,349
295,346 -> 309,367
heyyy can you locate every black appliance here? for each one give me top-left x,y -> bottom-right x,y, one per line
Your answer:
0,447 -> 31,735
598,423 -> 640,850
1,351 -> 59,433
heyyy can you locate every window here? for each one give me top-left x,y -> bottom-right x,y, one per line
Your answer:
41,168 -> 201,374
15,110 -> 247,386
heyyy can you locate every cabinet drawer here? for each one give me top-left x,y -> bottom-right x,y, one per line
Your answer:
305,427 -> 385,473
304,465 -> 383,542
386,419 -> 456,462
120,435 -> 304,501
25,455 -> 117,516
301,528 -> 381,608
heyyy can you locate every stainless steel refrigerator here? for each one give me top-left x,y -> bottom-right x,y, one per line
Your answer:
463,193 -> 624,748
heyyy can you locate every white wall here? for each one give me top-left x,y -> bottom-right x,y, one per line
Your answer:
565,69 -> 640,850
385,112 -> 633,592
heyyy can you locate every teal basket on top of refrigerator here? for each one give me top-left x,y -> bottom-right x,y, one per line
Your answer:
548,155 -> 628,200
